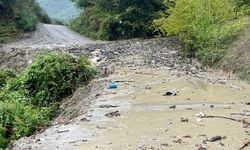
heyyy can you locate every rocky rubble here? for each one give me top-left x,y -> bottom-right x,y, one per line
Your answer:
78,38 -> 204,74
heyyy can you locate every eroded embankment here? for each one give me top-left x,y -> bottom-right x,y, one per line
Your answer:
222,18 -> 250,81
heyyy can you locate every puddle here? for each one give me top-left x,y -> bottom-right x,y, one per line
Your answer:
78,69 -> 250,150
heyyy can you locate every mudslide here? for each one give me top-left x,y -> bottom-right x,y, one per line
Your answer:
7,38 -> 250,150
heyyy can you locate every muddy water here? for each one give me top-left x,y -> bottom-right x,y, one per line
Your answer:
78,68 -> 250,150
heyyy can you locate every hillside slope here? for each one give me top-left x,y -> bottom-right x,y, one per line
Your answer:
222,18 -> 250,80
37,0 -> 79,22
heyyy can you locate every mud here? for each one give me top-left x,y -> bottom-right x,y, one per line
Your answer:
0,23 -> 93,70
2,23 -> 250,150
9,67 -> 250,150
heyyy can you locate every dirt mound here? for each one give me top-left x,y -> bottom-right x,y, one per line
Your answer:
81,38 -> 203,75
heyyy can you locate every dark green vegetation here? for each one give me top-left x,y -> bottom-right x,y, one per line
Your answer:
37,0 -> 79,23
154,0 -> 249,66
0,53 -> 98,148
0,0 -> 50,43
70,0 -> 168,40
71,0 -> 249,67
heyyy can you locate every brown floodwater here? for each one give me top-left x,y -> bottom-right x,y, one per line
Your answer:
78,68 -> 250,150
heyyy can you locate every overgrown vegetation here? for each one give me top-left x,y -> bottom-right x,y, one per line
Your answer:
0,53 -> 97,148
70,0 -> 168,40
154,0 -> 249,65
0,0 -> 51,43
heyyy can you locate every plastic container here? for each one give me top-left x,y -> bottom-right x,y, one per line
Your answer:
108,83 -> 118,89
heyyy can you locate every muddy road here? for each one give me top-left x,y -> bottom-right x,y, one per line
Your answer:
6,38 -> 250,150
4,23 -> 93,49
0,23 -> 93,69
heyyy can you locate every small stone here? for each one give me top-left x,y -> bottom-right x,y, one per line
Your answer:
169,105 -> 176,109
181,118 -> 189,122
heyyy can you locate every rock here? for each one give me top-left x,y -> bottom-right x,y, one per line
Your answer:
181,118 -> 188,122
145,85 -> 152,90
246,102 -> 250,105
206,136 -> 226,142
98,105 -> 119,108
105,111 -> 121,118
169,105 -> 176,109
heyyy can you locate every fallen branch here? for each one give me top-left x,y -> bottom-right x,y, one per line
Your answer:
202,115 -> 250,127
239,139 -> 250,150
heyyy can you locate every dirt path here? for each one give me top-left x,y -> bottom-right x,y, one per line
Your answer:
4,23 -> 93,49
7,38 -> 250,150
0,23 -> 93,69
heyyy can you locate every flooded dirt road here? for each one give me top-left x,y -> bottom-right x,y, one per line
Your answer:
10,66 -> 250,150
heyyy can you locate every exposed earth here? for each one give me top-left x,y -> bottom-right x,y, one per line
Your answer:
1,24 -> 249,150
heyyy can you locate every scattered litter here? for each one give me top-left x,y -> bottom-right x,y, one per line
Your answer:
196,112 -> 205,118
183,135 -> 192,138
57,130 -> 69,133
145,85 -> 152,90
160,143 -> 169,147
169,105 -> 176,109
200,114 -> 250,127
181,118 -> 188,122
99,104 -> 119,108
96,126 -> 107,129
164,89 -> 178,96
101,67 -> 109,76
105,111 -> 121,118
108,82 -> 118,89
172,138 -> 183,144
204,136 -> 226,142
219,142 -> 225,146
196,144 -> 207,150
80,118 -> 90,122
210,104 -> 214,108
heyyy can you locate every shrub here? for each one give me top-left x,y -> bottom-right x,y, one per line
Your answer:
0,52 -> 97,148
0,69 -> 16,88
154,0 -> 247,65
9,53 -> 98,107
70,0 -> 167,40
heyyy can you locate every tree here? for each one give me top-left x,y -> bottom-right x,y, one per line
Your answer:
70,0 -> 167,40
154,0 -> 247,65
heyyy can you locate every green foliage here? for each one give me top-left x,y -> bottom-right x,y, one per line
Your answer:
0,0 -> 51,42
154,0 -> 248,65
0,69 -> 16,88
70,0 -> 167,40
0,53 -> 97,148
0,20 -> 18,43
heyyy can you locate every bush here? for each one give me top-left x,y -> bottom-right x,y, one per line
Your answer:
154,0 -> 247,65
0,69 -> 16,88
70,0 -> 167,40
0,52 -> 97,148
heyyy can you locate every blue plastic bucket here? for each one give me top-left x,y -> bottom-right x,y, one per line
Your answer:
108,83 -> 118,89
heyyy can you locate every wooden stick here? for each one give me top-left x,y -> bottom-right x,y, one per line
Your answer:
202,115 -> 250,126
